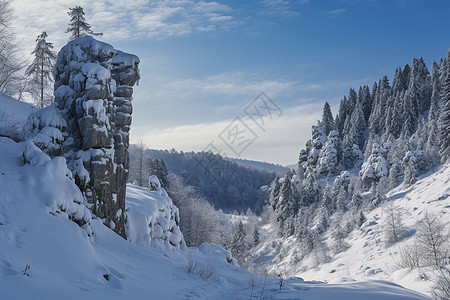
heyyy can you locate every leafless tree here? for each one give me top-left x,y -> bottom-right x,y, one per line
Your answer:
0,0 -> 26,98
383,202 -> 404,246
417,211 -> 450,268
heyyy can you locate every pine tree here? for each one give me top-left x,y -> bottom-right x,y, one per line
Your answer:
345,99 -> 366,149
231,221 -> 247,259
409,57 -> 431,116
253,226 -> 260,247
270,177 -> 281,211
318,130 -> 341,176
321,102 -> 335,135
439,51 -> 450,161
275,171 -> 294,235
358,85 -> 373,122
25,32 -> 56,108
369,76 -> 391,134
427,61 -> 441,159
66,6 -> 102,40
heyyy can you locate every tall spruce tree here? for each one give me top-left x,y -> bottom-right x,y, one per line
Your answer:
66,6 -> 102,40
321,102 -> 335,135
25,32 -> 56,108
426,61 -> 442,159
439,51 -> 450,160
253,226 -> 260,247
231,221 -> 247,258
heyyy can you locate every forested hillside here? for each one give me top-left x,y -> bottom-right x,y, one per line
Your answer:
129,147 -> 276,214
270,53 -> 449,240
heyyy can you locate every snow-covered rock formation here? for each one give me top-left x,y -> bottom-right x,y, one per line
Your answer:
24,36 -> 140,238
126,182 -> 185,250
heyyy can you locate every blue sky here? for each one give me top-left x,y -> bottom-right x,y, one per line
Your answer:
12,0 -> 450,165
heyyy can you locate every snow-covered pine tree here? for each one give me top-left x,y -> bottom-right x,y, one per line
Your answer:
409,57 -> 431,116
369,76 -> 391,134
270,177 -> 281,211
343,100 -> 366,168
275,170 -> 294,235
426,61 -> 441,161
318,130 -> 341,176
321,101 -> 335,135
253,226 -> 260,247
335,96 -> 347,135
25,32 -> 56,108
231,221 -> 247,259
439,51 -> 450,161
358,85 -> 372,122
66,6 -> 102,40
149,159 -> 169,188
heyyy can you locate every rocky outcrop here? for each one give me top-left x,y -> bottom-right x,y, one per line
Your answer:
25,36 -> 139,238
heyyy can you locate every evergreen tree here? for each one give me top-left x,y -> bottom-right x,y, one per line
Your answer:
318,130 -> 341,176
439,51 -> 450,161
344,99 -> 366,149
253,226 -> 260,247
403,150 -> 418,184
231,221 -> 247,258
25,32 -> 56,108
270,177 -> 281,211
409,57 -> 431,116
369,76 -> 391,134
358,85 -> 373,122
275,171 -> 294,234
427,61 -> 441,159
321,101 -> 335,135
66,6 -> 102,40
335,96 -> 347,135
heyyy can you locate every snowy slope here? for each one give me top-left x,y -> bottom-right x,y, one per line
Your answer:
0,93 -> 36,140
0,136 -> 429,299
253,164 -> 450,298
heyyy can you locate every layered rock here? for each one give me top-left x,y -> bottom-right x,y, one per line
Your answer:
25,37 -> 139,238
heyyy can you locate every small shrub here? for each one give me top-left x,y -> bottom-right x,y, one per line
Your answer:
393,240 -> 420,270
431,268 -> 450,300
185,257 -> 216,281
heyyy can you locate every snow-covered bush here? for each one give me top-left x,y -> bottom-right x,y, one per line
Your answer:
126,183 -> 185,250
22,139 -> 93,236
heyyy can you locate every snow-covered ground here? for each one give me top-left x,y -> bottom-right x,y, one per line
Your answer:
253,163 -> 450,298
0,93 -> 37,140
0,135 -> 430,299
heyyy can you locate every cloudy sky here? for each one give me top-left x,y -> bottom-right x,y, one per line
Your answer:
11,0 -> 450,165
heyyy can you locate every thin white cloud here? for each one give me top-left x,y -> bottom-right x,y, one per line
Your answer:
326,8 -> 347,17
158,72 -> 299,99
259,0 -> 300,18
11,0 -> 239,53
146,71 -> 364,103
131,102 -> 323,165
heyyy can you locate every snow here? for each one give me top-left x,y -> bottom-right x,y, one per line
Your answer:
126,183 -> 185,249
82,99 -> 107,123
0,134 -> 430,299
0,93 -> 37,140
111,50 -> 140,67
254,163 -> 450,298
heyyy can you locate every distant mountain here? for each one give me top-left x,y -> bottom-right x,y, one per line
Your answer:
226,157 -> 288,174
130,148 -> 276,214
284,163 -> 298,171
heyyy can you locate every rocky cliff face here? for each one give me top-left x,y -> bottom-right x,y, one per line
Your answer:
25,37 -> 139,238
